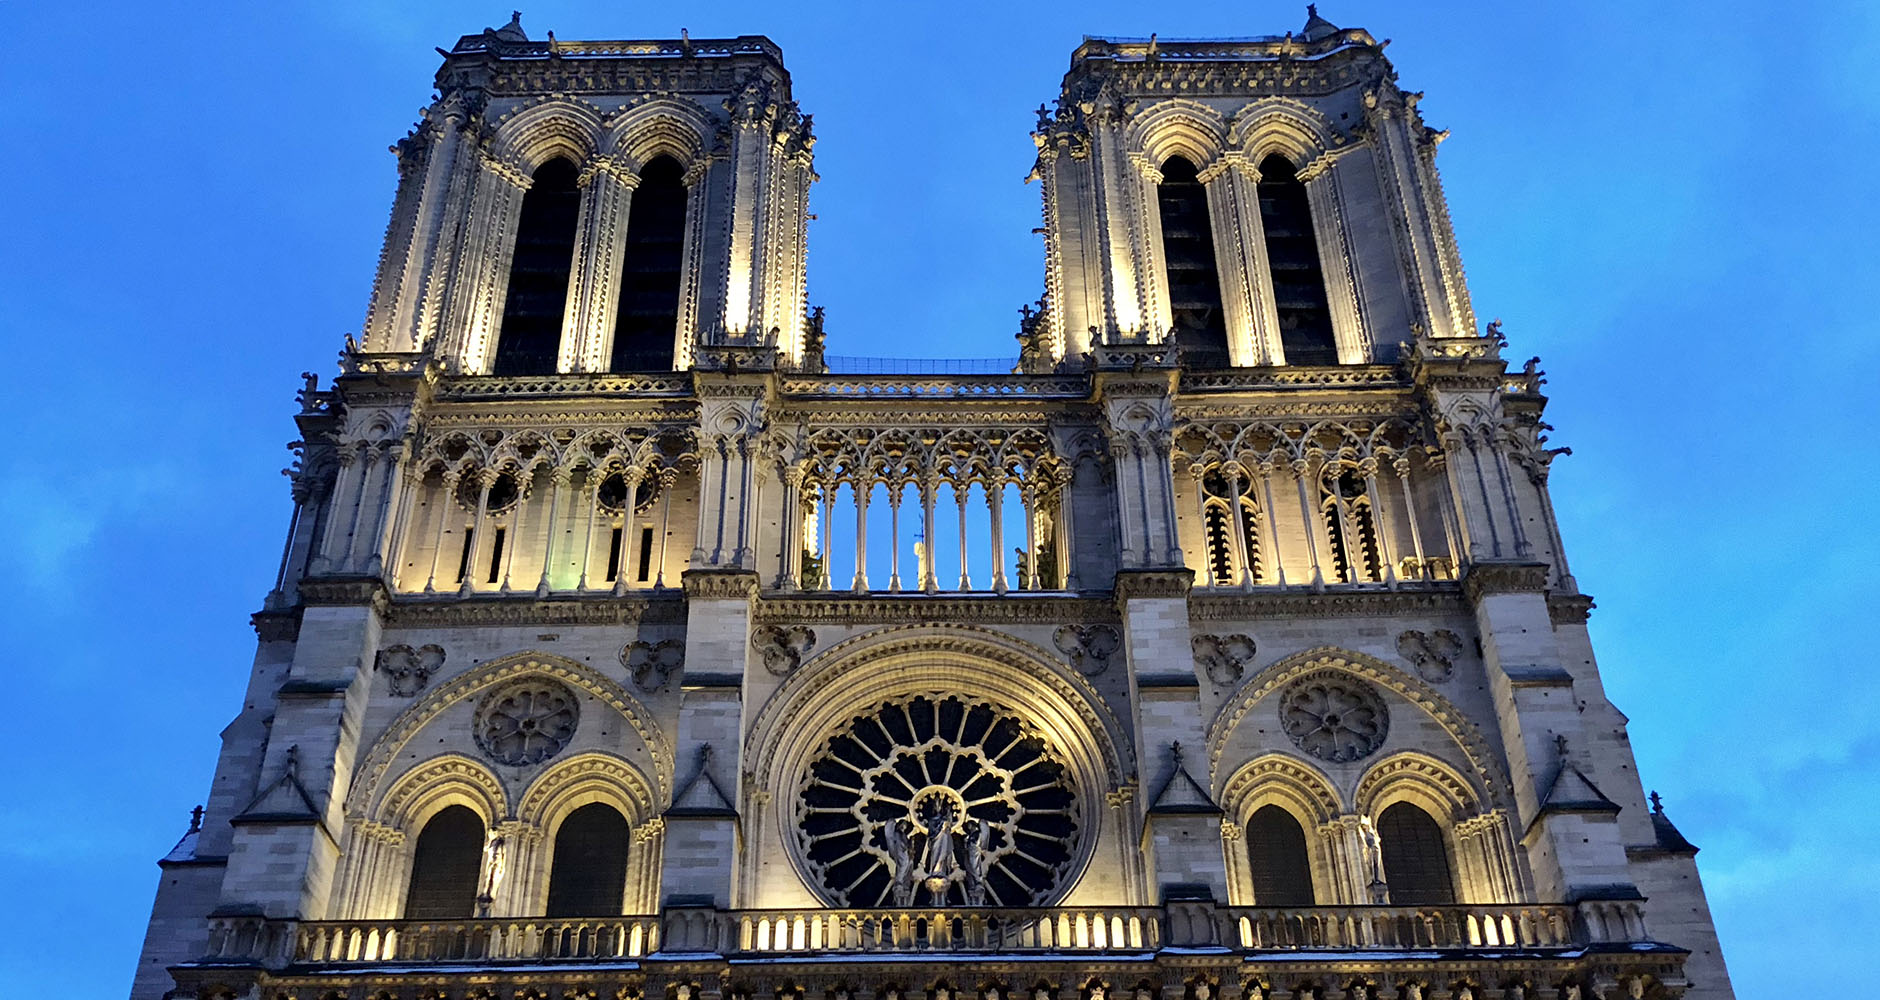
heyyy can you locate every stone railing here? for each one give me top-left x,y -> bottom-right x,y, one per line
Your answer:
1227,903 -> 1577,950
728,906 -> 1163,954
436,373 -> 694,400
780,375 -> 1089,398
195,903 -> 1592,970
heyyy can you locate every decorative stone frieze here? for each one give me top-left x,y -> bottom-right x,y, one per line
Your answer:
1461,562 -> 1550,603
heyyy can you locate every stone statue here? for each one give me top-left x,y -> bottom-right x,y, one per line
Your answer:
886,818 -> 918,906
1194,984 -> 1213,1000
961,817 -> 991,905
922,803 -> 958,879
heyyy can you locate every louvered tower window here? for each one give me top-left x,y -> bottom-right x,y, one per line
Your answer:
611,155 -> 686,372
1156,156 -> 1229,367
1257,155 -> 1337,365
403,805 -> 484,919
1245,804 -> 1315,905
493,157 -> 582,376
544,803 -> 631,917
1320,466 -> 1382,583
1378,802 -> 1457,905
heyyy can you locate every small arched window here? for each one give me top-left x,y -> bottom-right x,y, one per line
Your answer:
1378,802 -> 1456,905
1156,156 -> 1229,367
1256,155 -> 1337,365
494,157 -> 582,376
1245,804 -> 1315,905
611,155 -> 687,372
403,804 -> 485,919
544,802 -> 631,917
1320,466 -> 1382,583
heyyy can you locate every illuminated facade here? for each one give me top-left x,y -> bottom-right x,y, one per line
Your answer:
132,11 -> 1736,1000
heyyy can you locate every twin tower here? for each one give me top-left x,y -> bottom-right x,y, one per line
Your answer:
362,11 -> 1464,377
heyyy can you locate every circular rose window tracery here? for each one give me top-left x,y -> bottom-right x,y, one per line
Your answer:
796,694 -> 1081,908
1278,673 -> 1389,763
474,679 -> 579,766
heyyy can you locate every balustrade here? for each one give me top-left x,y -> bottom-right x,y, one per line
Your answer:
205,903 -> 1583,971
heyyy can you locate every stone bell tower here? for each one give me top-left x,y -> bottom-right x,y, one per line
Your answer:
359,14 -> 816,373
1031,9 -> 1471,367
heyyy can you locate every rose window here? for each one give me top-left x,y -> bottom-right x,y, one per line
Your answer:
796,695 -> 1080,908
474,679 -> 579,766
1277,674 -> 1389,762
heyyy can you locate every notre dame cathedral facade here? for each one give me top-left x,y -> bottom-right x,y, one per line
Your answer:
131,11 -> 1736,1000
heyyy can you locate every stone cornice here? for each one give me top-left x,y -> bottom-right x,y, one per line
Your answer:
682,569 -> 762,602
1189,586 -> 1467,621
297,576 -> 390,612
1113,569 -> 1194,601
1548,593 -> 1596,626
381,594 -> 687,628
250,609 -> 302,642
1461,562 -> 1551,604
754,594 -> 1119,626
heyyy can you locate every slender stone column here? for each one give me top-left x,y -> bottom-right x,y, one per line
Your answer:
423,471 -> 457,593
887,481 -> 904,592
655,468 -> 677,588
561,158 -> 639,372
778,465 -> 804,590
1358,457 -> 1397,584
1258,460 -> 1288,586
578,473 -> 600,591
315,444 -> 363,573
920,472 -> 939,593
535,468 -> 567,596
615,468 -> 645,596
500,466 -> 529,593
1021,482 -> 1041,590
459,471 -> 493,596
818,481 -> 834,590
987,482 -> 1008,594
1228,468 -> 1254,588
1053,465 -> 1077,589
1393,457 -> 1427,580
1187,463 -> 1212,584
955,482 -> 972,590
375,444 -> 419,583
1300,159 -> 1372,364
851,479 -> 870,593
1292,458 -> 1325,587
1488,429 -> 1532,557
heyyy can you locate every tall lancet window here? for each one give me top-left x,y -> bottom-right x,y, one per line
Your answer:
1246,804 -> 1315,905
611,155 -> 686,372
1378,802 -> 1457,905
1156,156 -> 1229,366
403,805 -> 485,920
1257,155 -> 1337,365
493,157 -> 582,376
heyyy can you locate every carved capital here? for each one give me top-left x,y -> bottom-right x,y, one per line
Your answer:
681,568 -> 760,602
1114,568 -> 1194,601
1461,561 -> 1550,603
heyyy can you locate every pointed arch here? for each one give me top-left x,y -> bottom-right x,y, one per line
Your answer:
345,651 -> 671,824
1353,750 -> 1480,821
489,96 -> 607,173
375,753 -> 508,833
1127,99 -> 1231,174
604,97 -> 717,173
1206,646 -> 1509,810
1228,98 -> 1344,172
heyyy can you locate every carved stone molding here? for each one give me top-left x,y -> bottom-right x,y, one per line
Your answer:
1548,594 -> 1596,626
1460,562 -> 1550,603
383,595 -> 686,628
297,575 -> 390,611
250,609 -> 301,642
1114,569 -> 1195,601
755,596 -> 1119,626
1053,624 -> 1121,676
473,678 -> 580,767
683,569 -> 761,602
1395,629 -> 1463,684
376,643 -> 446,696
1191,633 -> 1257,685
1278,673 -> 1389,763
1189,587 -> 1465,620
751,625 -> 816,676
622,639 -> 685,692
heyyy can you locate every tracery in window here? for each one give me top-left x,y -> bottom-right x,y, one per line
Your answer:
1320,465 -> 1381,583
494,157 -> 581,376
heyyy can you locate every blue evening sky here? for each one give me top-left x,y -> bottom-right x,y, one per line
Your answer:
0,1 -> 1873,992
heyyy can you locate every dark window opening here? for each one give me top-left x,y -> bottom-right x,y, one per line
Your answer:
455,528 -> 474,583
544,803 -> 631,917
1379,802 -> 1456,905
1203,503 -> 1236,585
605,526 -> 623,582
611,156 -> 686,372
1257,155 -> 1337,365
1322,468 -> 1382,583
403,805 -> 484,920
637,526 -> 655,581
493,157 -> 581,376
1156,156 -> 1229,368
1246,804 -> 1315,905
486,527 -> 506,583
